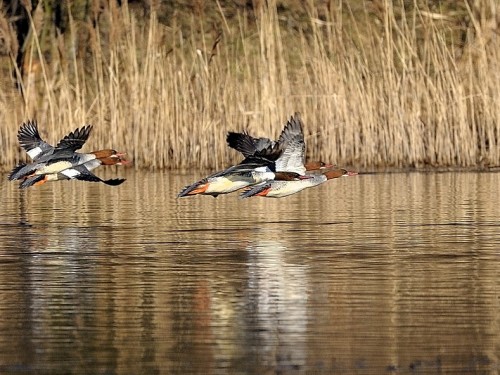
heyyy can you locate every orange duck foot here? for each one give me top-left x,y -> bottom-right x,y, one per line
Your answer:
188,183 -> 209,195
34,176 -> 48,186
256,187 -> 271,196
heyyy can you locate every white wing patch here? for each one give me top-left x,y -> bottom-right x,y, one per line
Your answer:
27,147 -> 43,160
61,169 -> 81,178
254,166 -> 271,173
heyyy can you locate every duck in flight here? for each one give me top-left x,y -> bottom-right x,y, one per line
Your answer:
177,113 -> 324,198
241,168 -> 358,198
226,114 -> 334,173
8,120 -> 129,188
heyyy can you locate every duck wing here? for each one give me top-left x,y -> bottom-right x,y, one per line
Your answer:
226,131 -> 275,158
275,114 -> 306,175
54,125 -> 93,152
17,120 -> 54,160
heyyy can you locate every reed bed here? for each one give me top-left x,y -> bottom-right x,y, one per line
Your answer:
0,0 -> 498,171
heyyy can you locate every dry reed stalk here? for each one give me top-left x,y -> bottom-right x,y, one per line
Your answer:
0,1 -> 498,171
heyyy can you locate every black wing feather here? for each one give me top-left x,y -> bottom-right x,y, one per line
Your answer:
226,132 -> 274,158
55,125 -> 93,152
72,167 -> 125,186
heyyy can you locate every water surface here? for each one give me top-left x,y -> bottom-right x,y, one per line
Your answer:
0,170 -> 498,374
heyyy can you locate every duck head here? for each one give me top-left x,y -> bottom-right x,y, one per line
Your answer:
92,150 -> 130,165
304,160 -> 335,171
323,168 -> 358,180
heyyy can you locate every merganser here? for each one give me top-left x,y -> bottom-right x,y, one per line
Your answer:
178,113 -> 335,198
226,113 -> 334,172
9,121 -> 128,187
8,148 -> 127,181
178,114 -> 308,198
240,168 -> 358,198
18,155 -> 129,188
177,158 -> 277,197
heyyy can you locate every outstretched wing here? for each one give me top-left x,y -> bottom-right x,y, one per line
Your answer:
177,161 -> 275,198
212,160 -> 275,179
55,125 -> 93,152
275,114 -> 306,174
276,112 -> 304,147
17,120 -> 54,160
226,131 -> 275,158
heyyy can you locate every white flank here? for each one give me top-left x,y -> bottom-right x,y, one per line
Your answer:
267,176 -> 327,197
206,177 -> 249,194
38,161 -> 73,174
46,174 -> 61,182
252,170 -> 275,183
83,159 -> 101,171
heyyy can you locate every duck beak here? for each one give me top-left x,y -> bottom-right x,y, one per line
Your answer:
346,171 -> 358,176
116,151 -> 127,157
119,158 -> 132,166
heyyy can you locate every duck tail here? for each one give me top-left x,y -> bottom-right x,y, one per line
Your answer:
102,178 -> 126,186
8,163 -> 29,181
177,179 -> 208,197
19,175 -> 46,189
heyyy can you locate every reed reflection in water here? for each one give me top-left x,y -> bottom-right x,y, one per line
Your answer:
0,170 -> 498,374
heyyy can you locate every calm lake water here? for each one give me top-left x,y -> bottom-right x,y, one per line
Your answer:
0,170 -> 498,375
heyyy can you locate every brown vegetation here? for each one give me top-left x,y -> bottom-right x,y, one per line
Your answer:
0,0 -> 498,171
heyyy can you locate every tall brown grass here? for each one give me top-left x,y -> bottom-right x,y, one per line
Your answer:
0,0 -> 498,171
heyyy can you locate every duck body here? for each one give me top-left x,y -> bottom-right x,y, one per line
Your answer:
9,121 -> 94,181
178,163 -> 275,197
241,178 -> 325,198
178,112 -> 351,198
9,120 -> 128,188
9,150 -> 121,181
241,169 -> 357,198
